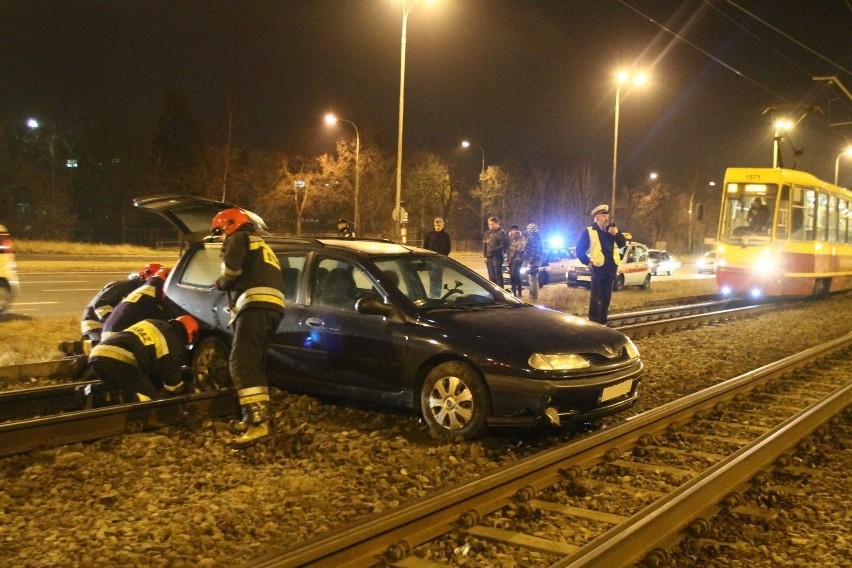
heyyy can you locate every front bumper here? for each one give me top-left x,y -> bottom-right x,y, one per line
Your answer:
482,361 -> 643,427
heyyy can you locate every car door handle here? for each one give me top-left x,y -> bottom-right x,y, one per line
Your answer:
306,317 -> 324,328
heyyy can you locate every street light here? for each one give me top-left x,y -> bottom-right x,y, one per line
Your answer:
461,140 -> 485,177
772,118 -> 794,169
834,146 -> 852,186
324,113 -> 361,230
395,0 -> 435,243
611,70 -> 647,219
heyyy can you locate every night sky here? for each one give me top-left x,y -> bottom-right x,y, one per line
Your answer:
2,0 -> 851,187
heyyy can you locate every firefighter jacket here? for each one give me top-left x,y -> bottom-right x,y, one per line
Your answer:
88,319 -> 188,392
81,277 -> 144,336
102,276 -> 169,337
216,230 -> 286,318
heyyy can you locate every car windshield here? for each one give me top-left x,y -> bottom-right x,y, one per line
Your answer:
372,254 -> 517,310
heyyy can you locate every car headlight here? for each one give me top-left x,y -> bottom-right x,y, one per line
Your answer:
528,352 -> 590,370
625,338 -> 640,360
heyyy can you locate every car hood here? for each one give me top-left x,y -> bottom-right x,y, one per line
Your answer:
133,195 -> 269,243
419,304 -> 628,356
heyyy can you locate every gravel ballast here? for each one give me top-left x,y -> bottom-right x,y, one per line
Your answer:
0,294 -> 849,567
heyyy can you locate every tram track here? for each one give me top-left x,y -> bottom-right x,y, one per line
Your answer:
244,333 -> 850,567
0,299 -> 787,458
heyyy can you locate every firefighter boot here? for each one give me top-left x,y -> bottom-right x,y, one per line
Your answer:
59,340 -> 84,356
229,401 -> 272,449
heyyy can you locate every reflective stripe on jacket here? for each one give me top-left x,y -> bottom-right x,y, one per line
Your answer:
587,226 -> 621,268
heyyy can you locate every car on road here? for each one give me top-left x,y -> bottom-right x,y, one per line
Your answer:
136,195 -> 643,439
0,224 -> 20,314
503,247 -> 578,287
696,250 -> 717,274
647,249 -> 680,276
566,241 -> 652,291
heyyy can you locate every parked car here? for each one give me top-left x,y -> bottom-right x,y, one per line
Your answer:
0,224 -> 20,314
647,249 -> 680,276
696,250 -> 717,274
136,195 -> 643,439
503,247 -> 578,287
566,241 -> 652,291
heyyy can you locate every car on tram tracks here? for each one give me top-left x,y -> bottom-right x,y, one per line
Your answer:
134,195 -> 644,440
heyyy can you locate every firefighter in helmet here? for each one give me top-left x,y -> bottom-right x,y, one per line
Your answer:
211,208 -> 285,448
102,267 -> 172,339
85,316 -> 199,404
64,263 -> 165,355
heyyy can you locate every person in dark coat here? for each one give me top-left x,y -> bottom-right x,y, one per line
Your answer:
211,208 -> 286,448
101,267 -> 172,340
523,224 -> 543,301
64,263 -> 165,355
506,224 -> 526,298
423,217 -> 451,255
336,218 -> 355,238
575,204 -> 627,325
86,316 -> 198,403
482,216 -> 508,287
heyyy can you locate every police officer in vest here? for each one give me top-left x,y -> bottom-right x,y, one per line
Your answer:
211,208 -> 286,448
575,204 -> 626,325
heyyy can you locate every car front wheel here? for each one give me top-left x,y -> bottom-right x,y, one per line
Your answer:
192,336 -> 232,391
641,273 -> 651,289
420,361 -> 490,439
612,275 -> 625,291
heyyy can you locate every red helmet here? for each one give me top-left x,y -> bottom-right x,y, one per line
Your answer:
155,267 -> 171,280
211,208 -> 252,236
173,315 -> 199,345
138,263 -> 165,280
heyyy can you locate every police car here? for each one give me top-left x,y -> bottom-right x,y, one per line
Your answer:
566,239 -> 652,291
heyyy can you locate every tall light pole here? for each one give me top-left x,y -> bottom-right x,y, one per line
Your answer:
462,140 -> 486,230
834,146 -> 852,186
611,70 -> 647,220
772,118 -> 793,168
324,113 -> 361,230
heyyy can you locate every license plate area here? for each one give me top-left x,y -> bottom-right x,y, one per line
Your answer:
600,380 -> 632,402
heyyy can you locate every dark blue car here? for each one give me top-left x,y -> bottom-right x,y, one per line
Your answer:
136,196 -> 643,439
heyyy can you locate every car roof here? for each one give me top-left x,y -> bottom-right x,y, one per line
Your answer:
206,234 -> 429,257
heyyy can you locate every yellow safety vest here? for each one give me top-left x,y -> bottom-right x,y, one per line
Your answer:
587,226 -> 621,268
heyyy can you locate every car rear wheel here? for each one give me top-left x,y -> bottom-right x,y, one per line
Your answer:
640,274 -> 651,289
192,336 -> 232,391
420,361 -> 490,439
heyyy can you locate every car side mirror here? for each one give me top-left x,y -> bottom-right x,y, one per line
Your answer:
356,297 -> 393,317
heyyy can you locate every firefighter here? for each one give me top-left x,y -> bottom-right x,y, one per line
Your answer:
85,316 -> 198,404
211,208 -> 285,448
62,263 -> 165,355
101,267 -> 172,339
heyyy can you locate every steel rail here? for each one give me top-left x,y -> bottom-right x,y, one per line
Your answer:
0,389 -> 237,458
245,332 -> 851,567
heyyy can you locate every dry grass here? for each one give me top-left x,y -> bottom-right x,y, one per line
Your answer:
0,315 -> 80,366
15,239 -> 168,256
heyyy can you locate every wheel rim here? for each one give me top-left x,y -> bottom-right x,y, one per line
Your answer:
427,375 -> 475,431
193,340 -> 231,390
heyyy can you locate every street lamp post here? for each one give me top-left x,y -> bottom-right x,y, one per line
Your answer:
834,147 -> 852,186
462,140 -> 486,231
324,113 -> 361,230
772,118 -> 793,168
610,70 -> 647,220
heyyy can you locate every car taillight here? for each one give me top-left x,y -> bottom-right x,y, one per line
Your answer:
0,234 -> 13,254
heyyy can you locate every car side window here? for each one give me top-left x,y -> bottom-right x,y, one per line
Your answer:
312,256 -> 379,312
278,254 -> 307,303
180,246 -> 221,287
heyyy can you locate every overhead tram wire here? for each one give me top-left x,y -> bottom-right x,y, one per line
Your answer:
616,0 -> 792,104
722,0 -> 852,79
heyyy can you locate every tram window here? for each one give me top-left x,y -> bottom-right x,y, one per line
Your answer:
802,189 -> 816,241
815,192 -> 829,242
841,199 -> 849,244
827,195 -> 839,243
776,185 -> 790,240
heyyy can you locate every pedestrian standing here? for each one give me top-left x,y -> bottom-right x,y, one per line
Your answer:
211,208 -> 286,448
337,218 -> 355,238
524,223 -> 543,301
575,204 -> 626,325
506,224 -> 526,298
423,217 -> 451,255
482,217 -> 508,287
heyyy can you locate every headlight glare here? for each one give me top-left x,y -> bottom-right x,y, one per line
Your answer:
528,352 -> 590,370
625,339 -> 640,360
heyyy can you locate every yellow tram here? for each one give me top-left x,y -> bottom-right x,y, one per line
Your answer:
715,167 -> 852,298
